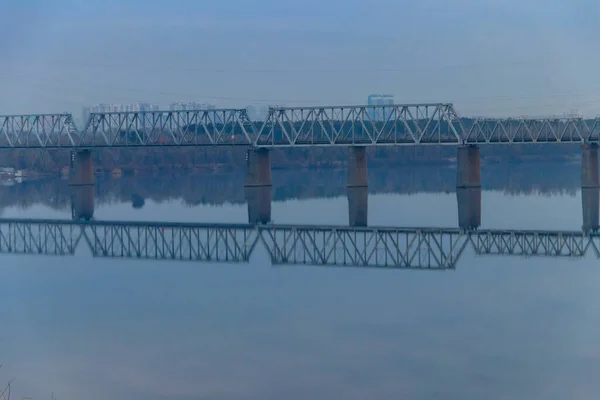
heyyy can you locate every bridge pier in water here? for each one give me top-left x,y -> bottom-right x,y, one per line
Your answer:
456,188 -> 481,230
70,185 -> 95,221
456,145 -> 481,229
348,186 -> 368,227
456,145 -> 481,188
245,186 -> 272,224
69,149 -> 94,186
347,146 -> 368,187
244,148 -> 272,187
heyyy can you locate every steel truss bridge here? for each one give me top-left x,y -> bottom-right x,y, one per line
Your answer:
0,218 -> 598,269
1,104 -> 599,149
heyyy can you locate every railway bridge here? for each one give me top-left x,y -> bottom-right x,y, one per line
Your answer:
2,103 -> 599,221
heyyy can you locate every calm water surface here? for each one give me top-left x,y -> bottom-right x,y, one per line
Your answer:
0,165 -> 599,399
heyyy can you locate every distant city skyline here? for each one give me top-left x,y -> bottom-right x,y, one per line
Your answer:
81,102 -> 160,123
78,101 -> 283,123
1,1 -> 599,118
70,92 -> 587,125
168,102 -> 216,111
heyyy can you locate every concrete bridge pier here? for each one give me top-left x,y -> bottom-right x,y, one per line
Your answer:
69,149 -> 94,186
581,143 -> 599,189
245,186 -> 272,224
456,187 -> 481,230
348,186 -> 368,227
70,185 -> 95,221
456,145 -> 481,188
347,146 -> 368,187
244,148 -> 272,187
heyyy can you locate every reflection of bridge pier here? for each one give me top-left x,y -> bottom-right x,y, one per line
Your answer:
348,186 -> 368,227
70,185 -> 95,221
244,148 -> 272,187
245,186 -> 272,224
456,188 -> 481,230
582,188 -> 599,232
456,145 -> 481,188
581,144 -> 599,232
347,146 -> 368,187
69,149 -> 94,186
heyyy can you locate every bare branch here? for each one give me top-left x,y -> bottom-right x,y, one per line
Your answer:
0,378 -> 14,400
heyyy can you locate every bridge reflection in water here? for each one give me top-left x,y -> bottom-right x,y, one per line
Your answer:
0,217 -> 599,270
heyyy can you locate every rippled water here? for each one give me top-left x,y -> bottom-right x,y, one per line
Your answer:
0,164 -> 599,400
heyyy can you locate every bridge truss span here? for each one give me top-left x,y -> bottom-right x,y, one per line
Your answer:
0,114 -> 79,148
464,117 -> 600,144
0,220 -> 83,255
79,109 -> 255,147
470,230 -> 600,258
258,226 -> 468,269
82,222 -> 261,262
255,103 -> 465,147
2,219 -> 600,268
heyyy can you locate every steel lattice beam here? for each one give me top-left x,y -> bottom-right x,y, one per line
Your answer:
470,230 -> 599,258
255,103 -> 465,147
259,226 -> 467,269
463,117 -> 600,144
79,109 -> 255,147
0,114 -> 79,148
82,222 -> 260,263
0,221 -> 83,255
1,219 -> 598,268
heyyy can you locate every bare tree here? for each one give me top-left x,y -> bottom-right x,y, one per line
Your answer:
0,378 -> 13,399
0,364 -> 56,400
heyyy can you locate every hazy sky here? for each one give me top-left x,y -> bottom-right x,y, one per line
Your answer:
0,0 -> 599,117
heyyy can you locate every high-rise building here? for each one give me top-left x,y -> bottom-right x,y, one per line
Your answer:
259,105 -> 271,120
367,94 -> 394,121
246,105 -> 259,121
81,107 -> 92,124
244,105 -> 281,121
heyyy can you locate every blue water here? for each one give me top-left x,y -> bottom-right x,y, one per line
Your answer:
0,166 -> 598,399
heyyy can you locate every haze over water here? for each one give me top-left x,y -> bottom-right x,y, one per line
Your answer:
0,164 -> 599,399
